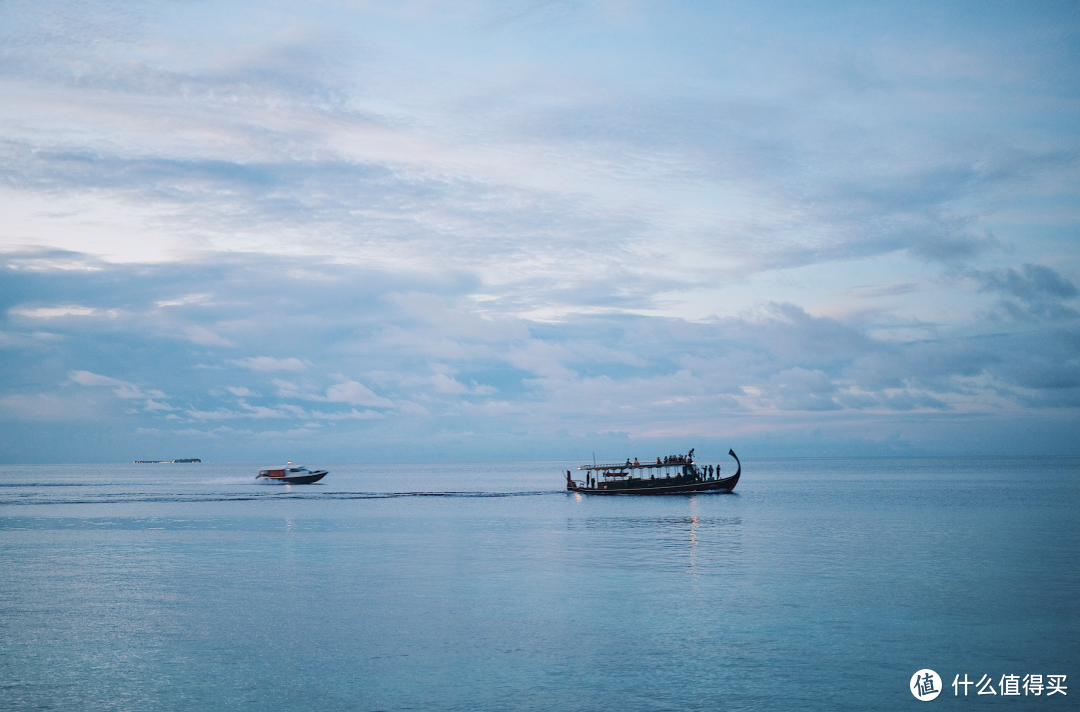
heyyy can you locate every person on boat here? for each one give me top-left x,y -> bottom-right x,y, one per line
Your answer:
688,448 -> 694,461
634,458 -> 639,465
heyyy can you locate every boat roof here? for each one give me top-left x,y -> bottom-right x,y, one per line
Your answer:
578,461 -> 694,471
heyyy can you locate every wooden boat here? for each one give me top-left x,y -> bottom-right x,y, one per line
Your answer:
256,464 -> 328,484
565,449 -> 740,495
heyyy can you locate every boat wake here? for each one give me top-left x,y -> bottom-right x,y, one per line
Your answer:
0,490 -> 557,506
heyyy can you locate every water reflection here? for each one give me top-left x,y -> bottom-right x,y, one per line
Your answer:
566,510 -> 743,575
569,516 -> 742,530
688,497 -> 699,576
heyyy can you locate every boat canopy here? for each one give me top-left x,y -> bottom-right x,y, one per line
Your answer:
579,461 -> 693,472
258,466 -> 310,477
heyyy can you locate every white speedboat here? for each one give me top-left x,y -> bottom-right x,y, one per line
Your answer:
256,464 -> 328,484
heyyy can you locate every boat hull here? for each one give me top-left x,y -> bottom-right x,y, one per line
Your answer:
568,471 -> 739,495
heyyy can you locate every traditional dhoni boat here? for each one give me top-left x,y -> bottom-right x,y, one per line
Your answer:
256,464 -> 328,484
565,448 -> 740,495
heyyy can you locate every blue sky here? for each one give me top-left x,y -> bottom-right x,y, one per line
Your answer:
1,1 -> 1078,463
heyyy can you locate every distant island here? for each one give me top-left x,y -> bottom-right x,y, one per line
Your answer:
133,458 -> 202,464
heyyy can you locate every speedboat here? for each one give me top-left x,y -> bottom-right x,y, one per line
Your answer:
256,464 -> 328,484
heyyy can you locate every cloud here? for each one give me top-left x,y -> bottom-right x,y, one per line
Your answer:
170,428 -> 225,438
184,325 -> 235,347
970,264 -> 1080,323
272,379 -> 304,399
68,371 -> 127,387
231,356 -> 307,371
184,409 -> 240,421
765,368 -> 842,412
238,400 -> 292,418
880,391 -> 950,411
395,401 -> 430,416
308,408 -> 385,420
0,393 -> 100,421
325,379 -> 393,407
68,370 -> 168,401
504,341 -> 576,380
973,264 -> 1078,302
427,373 -> 496,396
8,305 -> 105,318
269,376 -> 394,407
0,330 -> 63,349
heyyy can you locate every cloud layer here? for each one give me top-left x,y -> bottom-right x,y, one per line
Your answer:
1,250 -> 1077,461
1,1 -> 1078,461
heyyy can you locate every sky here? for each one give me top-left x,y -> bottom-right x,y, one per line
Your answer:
1,0 -> 1078,463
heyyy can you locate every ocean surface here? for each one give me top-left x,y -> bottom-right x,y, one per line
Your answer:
1,456 -> 1076,711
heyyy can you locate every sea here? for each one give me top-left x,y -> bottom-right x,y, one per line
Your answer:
1,457 -> 1076,711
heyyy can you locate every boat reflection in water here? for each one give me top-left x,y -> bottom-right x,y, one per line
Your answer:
565,448 -> 740,495
256,462 -> 328,485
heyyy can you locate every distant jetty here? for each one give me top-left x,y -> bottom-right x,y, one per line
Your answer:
134,458 -> 202,464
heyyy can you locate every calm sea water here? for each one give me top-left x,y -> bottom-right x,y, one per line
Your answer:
1,457 -> 1076,711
